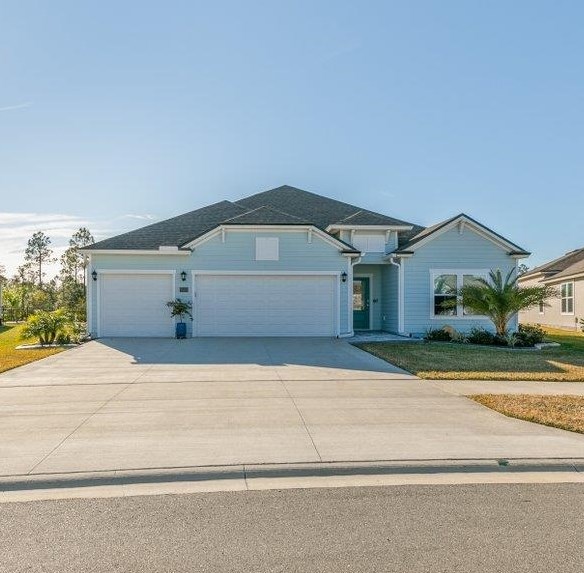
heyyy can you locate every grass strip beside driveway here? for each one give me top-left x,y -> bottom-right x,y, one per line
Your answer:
0,324 -> 63,374
357,328 -> 584,382
470,394 -> 584,434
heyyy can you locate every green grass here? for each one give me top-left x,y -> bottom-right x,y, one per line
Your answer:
0,323 -> 64,374
471,394 -> 584,434
358,328 -> 584,381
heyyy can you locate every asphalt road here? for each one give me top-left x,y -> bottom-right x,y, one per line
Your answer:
1,484 -> 583,572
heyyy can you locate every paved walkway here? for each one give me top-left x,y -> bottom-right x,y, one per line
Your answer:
0,338 -> 582,477
431,379 -> 584,396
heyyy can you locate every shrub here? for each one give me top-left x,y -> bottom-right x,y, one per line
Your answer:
424,328 -> 452,342
21,309 -> 73,345
466,327 -> 497,346
516,323 -> 546,347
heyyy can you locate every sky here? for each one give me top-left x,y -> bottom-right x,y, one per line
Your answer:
1,0 -> 583,276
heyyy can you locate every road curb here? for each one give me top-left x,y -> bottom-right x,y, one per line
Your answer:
1,458 -> 583,502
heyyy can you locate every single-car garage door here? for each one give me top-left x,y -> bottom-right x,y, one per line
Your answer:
195,274 -> 338,337
99,272 -> 174,337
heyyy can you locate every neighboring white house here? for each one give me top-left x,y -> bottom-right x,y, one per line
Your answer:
519,248 -> 584,330
82,185 -> 529,338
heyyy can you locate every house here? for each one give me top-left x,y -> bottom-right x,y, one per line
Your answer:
519,248 -> 584,330
82,185 -> 529,338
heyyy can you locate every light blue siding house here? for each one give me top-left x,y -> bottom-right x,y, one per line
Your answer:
82,186 -> 529,338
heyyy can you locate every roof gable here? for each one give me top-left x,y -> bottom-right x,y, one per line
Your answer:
521,248 -> 584,280
393,213 -> 529,257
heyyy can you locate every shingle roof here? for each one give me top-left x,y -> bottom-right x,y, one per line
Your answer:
393,213 -> 529,255
521,248 -> 584,281
84,185 -> 419,251
221,205 -> 310,226
86,200 -> 247,250
235,185 -> 416,229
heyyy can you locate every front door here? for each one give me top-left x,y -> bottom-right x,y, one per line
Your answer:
353,277 -> 370,330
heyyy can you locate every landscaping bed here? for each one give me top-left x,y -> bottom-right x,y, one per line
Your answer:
0,324 -> 64,374
357,328 -> 584,382
470,394 -> 584,434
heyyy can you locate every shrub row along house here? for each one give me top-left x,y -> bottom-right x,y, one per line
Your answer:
82,185 -> 529,338
519,247 -> 584,330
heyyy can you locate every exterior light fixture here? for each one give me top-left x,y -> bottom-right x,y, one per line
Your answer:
92,270 -> 97,281
180,271 -> 187,282
341,271 -> 348,283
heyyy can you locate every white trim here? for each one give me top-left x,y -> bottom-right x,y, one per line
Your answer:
404,216 -> 525,255
86,254 -> 92,334
546,272 -> 584,284
327,224 -> 414,232
191,270 -> 342,338
348,257 -> 354,335
430,269 -> 489,319
83,249 -> 190,255
182,224 -> 356,254
388,256 -> 405,334
95,270 -> 176,338
560,281 -> 575,315
96,269 -> 177,275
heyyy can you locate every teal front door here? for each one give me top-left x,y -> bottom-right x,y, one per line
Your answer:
353,277 -> 370,330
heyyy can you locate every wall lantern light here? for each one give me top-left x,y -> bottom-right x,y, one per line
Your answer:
91,270 -> 97,281
341,271 -> 348,283
180,271 -> 187,282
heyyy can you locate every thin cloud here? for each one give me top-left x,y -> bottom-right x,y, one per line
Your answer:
121,213 -> 157,221
0,101 -> 32,112
0,211 -> 156,277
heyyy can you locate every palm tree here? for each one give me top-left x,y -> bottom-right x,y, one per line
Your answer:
453,269 -> 557,336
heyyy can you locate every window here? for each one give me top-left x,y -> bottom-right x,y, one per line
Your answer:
561,282 -> 574,314
433,274 -> 457,316
255,237 -> 279,261
432,270 -> 488,318
352,233 -> 386,253
538,301 -> 545,314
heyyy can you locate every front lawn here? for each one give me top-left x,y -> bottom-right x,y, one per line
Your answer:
358,328 -> 584,381
0,323 -> 64,374
471,394 -> 584,434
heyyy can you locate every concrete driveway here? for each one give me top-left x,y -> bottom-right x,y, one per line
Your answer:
1,338 -> 583,476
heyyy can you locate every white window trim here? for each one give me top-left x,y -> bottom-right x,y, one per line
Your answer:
430,269 -> 489,319
560,281 -> 575,315
255,237 -> 279,261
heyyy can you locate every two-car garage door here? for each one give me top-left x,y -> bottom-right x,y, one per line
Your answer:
97,272 -> 338,337
195,274 -> 337,337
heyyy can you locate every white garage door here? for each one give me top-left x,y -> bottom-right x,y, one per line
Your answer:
195,274 -> 337,337
99,273 -> 174,337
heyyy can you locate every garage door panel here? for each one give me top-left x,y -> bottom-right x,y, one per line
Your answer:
196,275 -> 337,337
99,274 -> 174,337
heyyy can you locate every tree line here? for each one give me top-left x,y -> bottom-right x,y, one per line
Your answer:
0,228 -> 94,322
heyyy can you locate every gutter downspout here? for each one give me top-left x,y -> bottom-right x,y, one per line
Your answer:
389,256 -> 405,335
